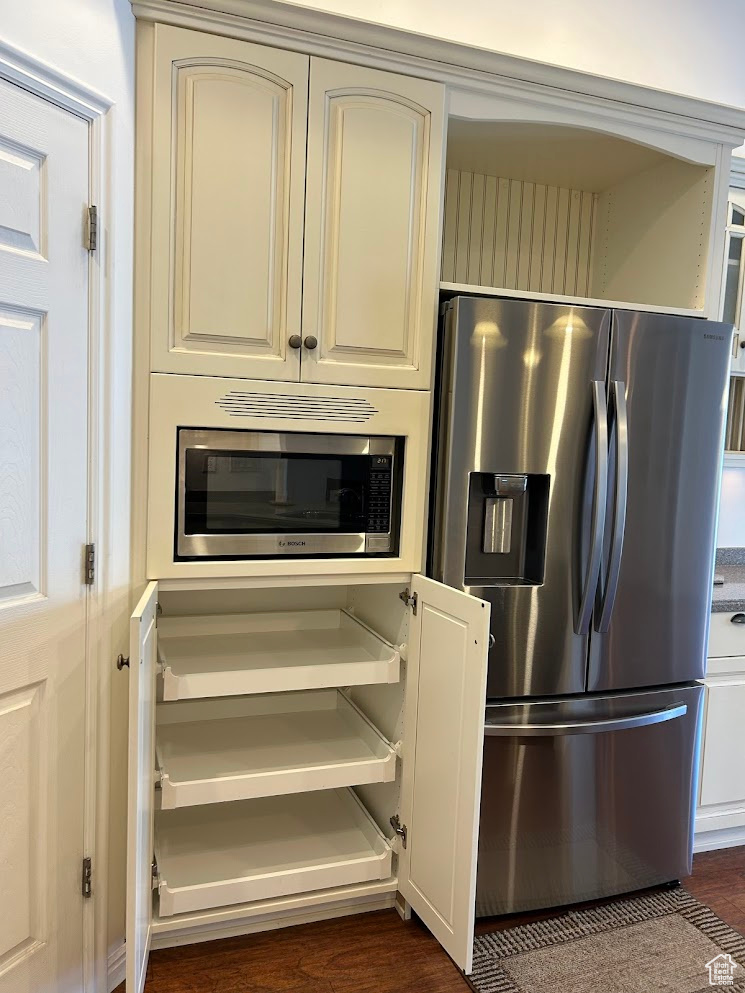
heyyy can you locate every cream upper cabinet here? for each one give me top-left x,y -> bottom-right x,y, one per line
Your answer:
721,192 -> 745,374
301,59 -> 445,390
149,25 -> 308,380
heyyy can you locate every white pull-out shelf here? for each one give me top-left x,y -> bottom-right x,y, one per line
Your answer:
154,789 -> 393,917
156,690 -> 397,808
158,609 -> 400,700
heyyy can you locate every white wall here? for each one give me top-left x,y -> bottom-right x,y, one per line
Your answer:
718,467 -> 745,547
278,0 -> 745,110
0,0 -> 135,976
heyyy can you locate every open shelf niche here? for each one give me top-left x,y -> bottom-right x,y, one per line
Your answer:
441,121 -> 714,312
148,581 -> 411,930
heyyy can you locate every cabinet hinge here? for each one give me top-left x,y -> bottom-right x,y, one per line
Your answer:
152,857 -> 159,891
390,814 -> 407,849
82,856 -> 93,898
83,543 -> 95,585
399,589 -> 417,615
86,205 -> 98,251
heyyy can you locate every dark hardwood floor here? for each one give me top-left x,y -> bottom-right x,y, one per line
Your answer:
118,847 -> 745,992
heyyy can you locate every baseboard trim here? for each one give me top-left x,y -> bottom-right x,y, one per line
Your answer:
694,824 -> 745,853
107,942 -> 126,992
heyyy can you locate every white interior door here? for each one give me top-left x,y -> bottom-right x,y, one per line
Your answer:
126,582 -> 159,993
0,79 -> 90,993
398,576 -> 490,974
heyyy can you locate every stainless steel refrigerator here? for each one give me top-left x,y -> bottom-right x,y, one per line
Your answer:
430,296 -> 731,917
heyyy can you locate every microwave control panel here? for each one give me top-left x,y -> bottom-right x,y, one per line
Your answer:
367,455 -> 393,535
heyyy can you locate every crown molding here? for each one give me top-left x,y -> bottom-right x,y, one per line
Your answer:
132,0 -> 745,145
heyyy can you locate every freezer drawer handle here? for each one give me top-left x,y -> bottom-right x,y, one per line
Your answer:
576,381 -> 608,635
483,703 -> 687,737
597,381 -> 629,632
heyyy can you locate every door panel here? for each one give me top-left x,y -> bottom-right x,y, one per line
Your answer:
588,312 -> 731,691
700,678 -> 745,807
398,576 -> 489,974
434,297 -> 611,698
0,79 -> 89,993
301,58 -> 444,390
150,25 -> 307,380
477,685 -> 702,916
126,582 -> 159,993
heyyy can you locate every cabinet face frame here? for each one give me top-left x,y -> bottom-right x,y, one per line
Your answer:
301,58 -> 445,390
148,25 -> 308,380
146,373 -> 432,580
126,577 -> 490,977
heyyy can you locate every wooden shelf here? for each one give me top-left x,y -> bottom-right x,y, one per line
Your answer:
158,609 -> 400,700
154,789 -> 393,917
156,690 -> 397,808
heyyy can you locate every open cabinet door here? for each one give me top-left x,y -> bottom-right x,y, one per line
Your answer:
126,582 -> 159,993
398,576 -> 490,974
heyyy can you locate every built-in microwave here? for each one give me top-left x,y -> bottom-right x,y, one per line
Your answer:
176,429 -> 402,559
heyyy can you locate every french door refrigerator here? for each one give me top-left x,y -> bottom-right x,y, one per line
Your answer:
430,296 -> 731,916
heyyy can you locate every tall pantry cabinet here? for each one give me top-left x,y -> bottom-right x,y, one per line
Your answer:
145,23 -> 444,390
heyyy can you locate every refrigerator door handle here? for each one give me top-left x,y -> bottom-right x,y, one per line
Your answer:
483,703 -> 687,737
597,380 -> 629,633
576,381 -> 608,635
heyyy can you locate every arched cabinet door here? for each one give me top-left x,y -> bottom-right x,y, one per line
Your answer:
149,25 -> 308,380
301,59 -> 445,390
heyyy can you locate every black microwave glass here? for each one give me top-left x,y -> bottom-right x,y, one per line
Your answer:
184,449 -> 369,534
176,429 -> 400,559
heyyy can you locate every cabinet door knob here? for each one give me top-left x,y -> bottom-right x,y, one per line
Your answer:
304,335 -> 318,350
288,334 -> 302,349
731,613 -> 745,624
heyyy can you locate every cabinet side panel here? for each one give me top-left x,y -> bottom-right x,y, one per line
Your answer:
589,158 -> 713,309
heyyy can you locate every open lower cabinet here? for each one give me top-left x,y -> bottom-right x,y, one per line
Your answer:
126,574 -> 491,992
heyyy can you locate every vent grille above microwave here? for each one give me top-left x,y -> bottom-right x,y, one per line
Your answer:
215,391 -> 379,423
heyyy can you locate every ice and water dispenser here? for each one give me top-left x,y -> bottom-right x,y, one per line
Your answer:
465,473 -> 549,585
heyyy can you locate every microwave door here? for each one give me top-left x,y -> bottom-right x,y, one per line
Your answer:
176,429 -> 397,558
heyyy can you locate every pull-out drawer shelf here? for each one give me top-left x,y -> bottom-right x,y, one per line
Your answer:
154,789 -> 393,917
158,609 -> 400,700
156,690 -> 397,808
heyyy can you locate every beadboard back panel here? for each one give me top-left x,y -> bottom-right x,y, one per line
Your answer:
441,168 -> 596,297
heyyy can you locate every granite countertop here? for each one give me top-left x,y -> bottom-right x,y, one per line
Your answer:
713,548 -> 745,613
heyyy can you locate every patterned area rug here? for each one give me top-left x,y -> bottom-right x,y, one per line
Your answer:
470,889 -> 745,993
